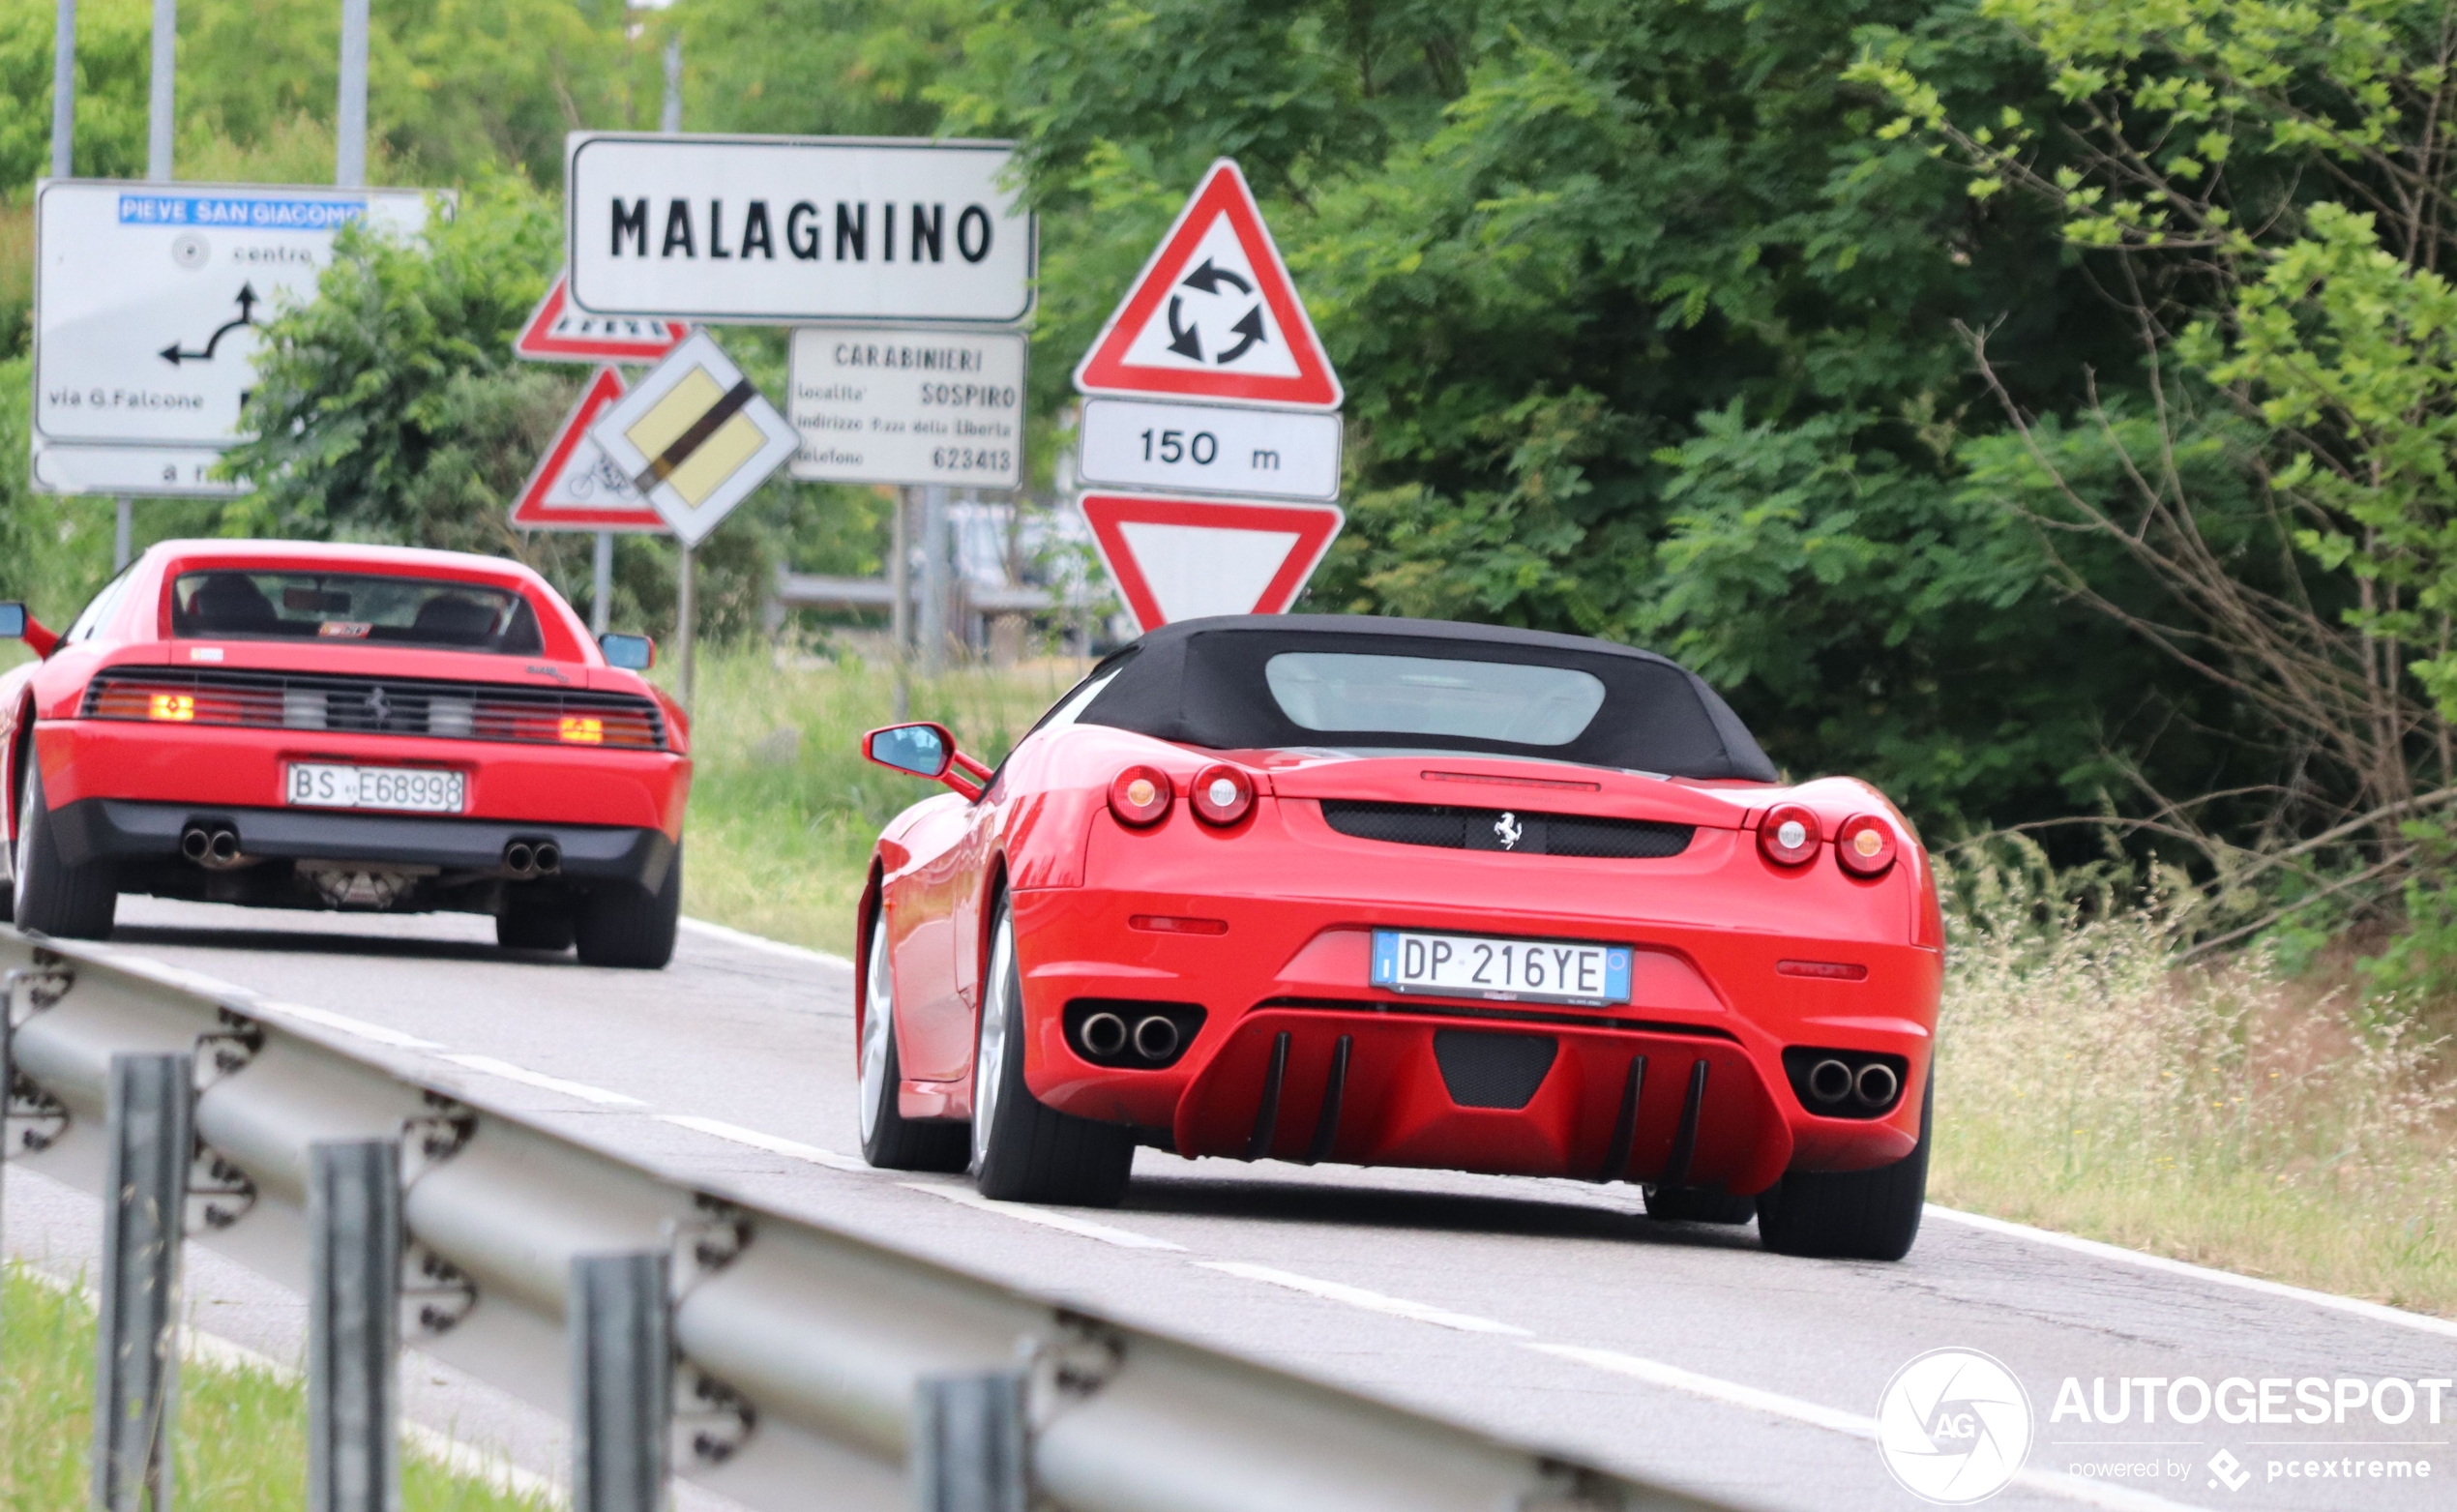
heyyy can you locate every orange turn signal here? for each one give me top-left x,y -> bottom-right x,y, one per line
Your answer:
558,716 -> 605,745
149,693 -> 195,722
1109,764 -> 1171,827
1835,815 -> 1898,877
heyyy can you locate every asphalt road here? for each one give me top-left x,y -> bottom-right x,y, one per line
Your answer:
12,895 -> 2455,1512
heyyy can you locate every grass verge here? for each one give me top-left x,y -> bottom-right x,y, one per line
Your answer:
2,1261 -> 547,1510
673,651 -> 2457,1317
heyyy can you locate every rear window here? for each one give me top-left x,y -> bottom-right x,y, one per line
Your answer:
171,571 -> 546,656
1264,653 -> 1606,746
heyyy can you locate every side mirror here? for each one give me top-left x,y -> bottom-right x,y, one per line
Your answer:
600,633 -> 656,670
0,603 -> 23,639
865,722 -> 954,779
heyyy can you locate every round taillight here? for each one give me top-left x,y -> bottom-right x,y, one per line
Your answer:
1109,764 -> 1172,827
1836,814 -> 1898,877
1189,763 -> 1254,826
1759,803 -> 1821,867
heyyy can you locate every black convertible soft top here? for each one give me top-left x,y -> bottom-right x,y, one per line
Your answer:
1074,615 -> 1778,782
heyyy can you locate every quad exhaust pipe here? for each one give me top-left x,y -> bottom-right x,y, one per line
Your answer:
180,823 -> 243,869
502,839 -> 562,878
1075,1009 -> 1186,1064
1807,1055 -> 1900,1111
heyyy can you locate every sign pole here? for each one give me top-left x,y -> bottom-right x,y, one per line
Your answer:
591,531 -> 613,636
890,488 -> 912,718
50,0 -> 74,178
113,497 -> 132,571
146,0 -> 172,182
335,0 -> 368,188
676,544 -> 695,718
919,486 -> 947,675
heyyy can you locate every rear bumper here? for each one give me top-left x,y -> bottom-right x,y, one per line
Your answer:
52,798 -> 675,889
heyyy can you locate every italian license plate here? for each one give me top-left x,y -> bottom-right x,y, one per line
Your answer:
286,762 -> 466,814
1371,929 -> 1632,1006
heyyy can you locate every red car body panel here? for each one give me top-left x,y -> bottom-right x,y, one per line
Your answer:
1,540 -> 689,916
865,688 -> 1943,1192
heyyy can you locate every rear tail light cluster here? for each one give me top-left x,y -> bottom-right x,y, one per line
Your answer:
1108,763 -> 1261,829
1758,805 -> 1899,878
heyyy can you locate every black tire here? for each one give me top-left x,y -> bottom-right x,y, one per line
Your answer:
1757,1073 -> 1932,1260
970,898 -> 1134,1206
13,763 -> 116,939
1644,1185 -> 1758,1225
858,913 -> 970,1171
573,845 -> 681,968
496,892 -> 577,952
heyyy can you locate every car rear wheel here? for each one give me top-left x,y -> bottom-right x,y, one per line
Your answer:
858,913 -> 970,1171
14,763 -> 116,939
497,892 -> 576,952
574,845 -> 681,968
970,900 -> 1134,1206
1756,1074 -> 1932,1260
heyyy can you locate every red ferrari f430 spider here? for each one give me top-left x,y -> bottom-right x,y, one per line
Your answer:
860,616 -> 1942,1260
0,540 -> 689,967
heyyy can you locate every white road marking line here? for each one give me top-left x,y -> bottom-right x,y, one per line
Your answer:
437,1053 -> 643,1107
1530,1344 -> 2205,1512
12,1263 -> 565,1505
658,1114 -> 871,1172
253,998 -> 446,1051
679,916 -> 854,972
903,1182 -> 1188,1251
1195,1260 -> 1531,1335
1926,1205 -> 2457,1341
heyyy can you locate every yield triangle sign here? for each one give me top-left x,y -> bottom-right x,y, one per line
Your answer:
515,273 -> 690,364
1080,492 -> 1344,631
509,368 -> 670,533
1073,160 -> 1342,411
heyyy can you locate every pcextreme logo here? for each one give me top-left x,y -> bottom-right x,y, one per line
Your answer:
1877,1349 -> 2035,1504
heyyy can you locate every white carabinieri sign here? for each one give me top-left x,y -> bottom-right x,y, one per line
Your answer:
31,180 -> 433,492
787,328 -> 1026,489
565,133 -> 1034,325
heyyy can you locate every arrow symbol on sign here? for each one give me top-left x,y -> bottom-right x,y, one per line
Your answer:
1180,257 -> 1254,297
1165,295 -> 1203,361
160,283 -> 259,366
1215,306 -> 1268,366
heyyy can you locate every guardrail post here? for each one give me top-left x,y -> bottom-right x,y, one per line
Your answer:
309,1139 -> 402,1512
571,1251 -> 672,1512
911,1370 -> 1028,1512
95,1052 -> 193,1512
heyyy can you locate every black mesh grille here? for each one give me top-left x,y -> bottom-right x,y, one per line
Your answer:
1433,1030 -> 1558,1109
1317,800 -> 1691,858
80,667 -> 668,750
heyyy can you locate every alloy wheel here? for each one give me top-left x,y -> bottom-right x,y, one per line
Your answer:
970,913 -> 1017,1173
859,916 -> 895,1142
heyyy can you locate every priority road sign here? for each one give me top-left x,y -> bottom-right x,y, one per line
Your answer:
1073,160 -> 1341,412
1076,397 -> 1341,502
1079,492 -> 1345,631
510,368 -> 669,533
587,332 -> 798,548
31,179 -> 432,489
565,133 -> 1034,325
515,274 -> 689,364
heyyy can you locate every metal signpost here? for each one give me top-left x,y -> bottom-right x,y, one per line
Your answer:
1070,158 -> 1347,631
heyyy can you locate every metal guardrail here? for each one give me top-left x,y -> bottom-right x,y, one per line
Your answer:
0,933 -> 1731,1512
772,571 -> 1057,616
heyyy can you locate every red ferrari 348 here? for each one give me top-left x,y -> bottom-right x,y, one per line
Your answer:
859,615 -> 1943,1260
0,540 -> 689,967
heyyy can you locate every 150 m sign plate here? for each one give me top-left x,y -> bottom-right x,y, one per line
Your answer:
1075,398 -> 1342,502
565,133 -> 1035,325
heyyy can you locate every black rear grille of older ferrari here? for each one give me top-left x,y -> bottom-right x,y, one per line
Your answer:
1317,800 -> 1692,858
80,667 -> 668,750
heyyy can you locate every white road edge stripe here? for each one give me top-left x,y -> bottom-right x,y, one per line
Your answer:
13,1264 -> 566,1506
679,916 -> 854,972
1195,1260 -> 1531,1335
253,998 -> 447,1051
1529,1344 -> 2206,1512
437,1053 -> 644,1108
903,1182 -> 1187,1251
1926,1205 -> 2457,1341
658,1114 -> 871,1172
